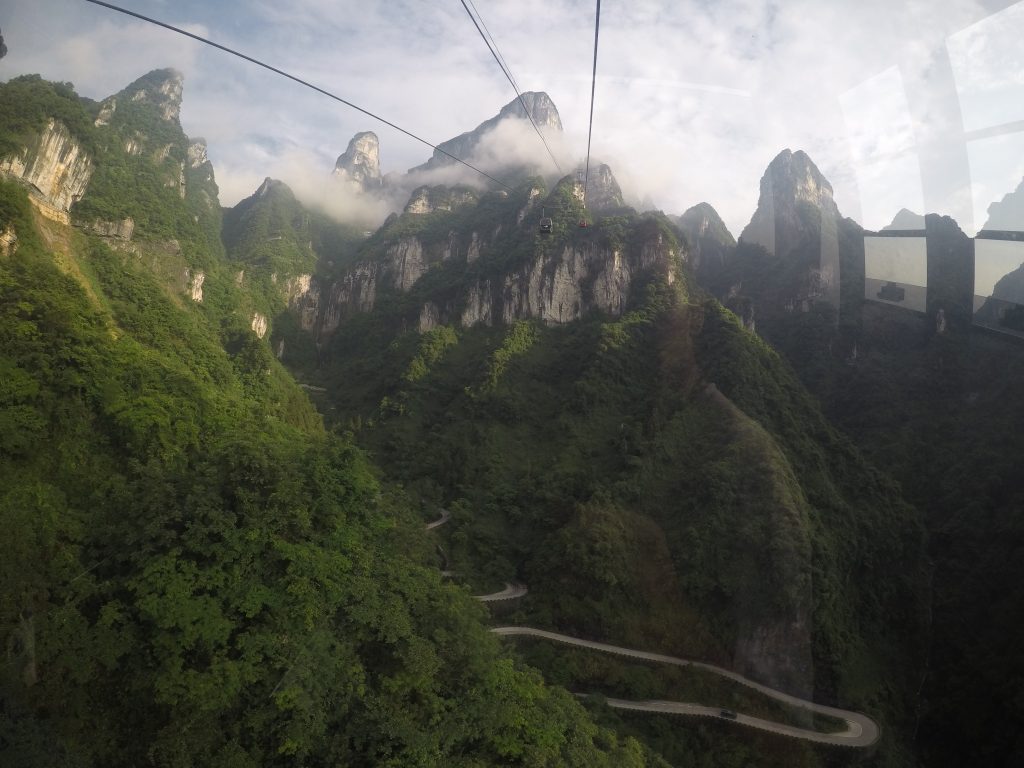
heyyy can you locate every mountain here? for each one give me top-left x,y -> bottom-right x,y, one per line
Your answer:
675,202 -> 735,280
411,91 -> 561,174
5,67 -> 968,768
332,130 -> 382,191
583,163 -> 625,212
0,71 -> 671,768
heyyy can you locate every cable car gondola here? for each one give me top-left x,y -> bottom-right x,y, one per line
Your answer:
539,217 -> 553,234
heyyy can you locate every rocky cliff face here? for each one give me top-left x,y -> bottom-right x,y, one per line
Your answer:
583,164 -> 624,212
732,149 -> 843,312
404,185 -> 479,215
0,119 -> 94,224
311,216 -> 678,336
412,92 -> 562,173
333,131 -> 382,191
121,68 -> 185,123
677,202 -> 735,277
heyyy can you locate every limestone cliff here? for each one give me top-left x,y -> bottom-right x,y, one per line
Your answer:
333,131 -> 382,191
729,149 -> 845,313
583,164 -> 625,212
412,92 -> 562,173
308,180 -> 679,337
120,68 -> 185,123
676,202 -> 735,278
0,119 -> 94,224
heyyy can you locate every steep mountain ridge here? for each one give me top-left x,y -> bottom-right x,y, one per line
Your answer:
412,91 -> 562,174
0,70 -> 665,768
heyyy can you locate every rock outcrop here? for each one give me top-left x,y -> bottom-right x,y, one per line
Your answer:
0,226 -> 17,256
676,202 -> 735,276
82,217 -> 135,240
737,149 -> 842,310
583,164 -> 625,212
412,92 -> 561,173
0,119 -> 94,224
313,224 -> 678,335
122,68 -> 185,123
404,185 -> 479,215
333,131 -> 382,191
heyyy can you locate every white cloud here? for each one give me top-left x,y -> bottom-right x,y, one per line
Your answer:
2,0 -> 1019,237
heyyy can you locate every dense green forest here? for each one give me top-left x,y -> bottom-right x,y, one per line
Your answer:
282,177 -> 928,767
0,75 -> 665,768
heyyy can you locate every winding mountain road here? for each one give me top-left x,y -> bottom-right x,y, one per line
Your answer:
492,627 -> 880,747
420,509 -> 876,746
474,583 -> 529,602
424,509 -> 451,530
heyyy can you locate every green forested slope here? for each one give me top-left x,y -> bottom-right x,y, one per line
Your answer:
0,76 -> 662,768
303,205 -> 928,766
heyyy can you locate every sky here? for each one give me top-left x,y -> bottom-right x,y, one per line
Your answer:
2,0 -> 1024,235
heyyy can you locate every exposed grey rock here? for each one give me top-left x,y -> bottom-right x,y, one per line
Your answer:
677,201 -> 735,276
186,269 -> 205,302
412,92 -> 561,173
738,149 -> 841,310
462,280 -> 494,326
0,119 -> 94,224
251,312 -> 268,339
0,226 -> 17,256
187,138 -> 209,169
583,164 -> 625,212
82,217 -> 135,240
123,68 -> 184,123
333,131 -> 382,191
386,237 -> 426,291
418,302 -> 440,332
405,185 -> 478,215
94,97 -> 117,127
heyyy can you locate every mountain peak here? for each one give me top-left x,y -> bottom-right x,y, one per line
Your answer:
584,163 -> 624,211
763,148 -> 834,202
740,148 -> 839,255
117,68 -> 185,122
254,177 -> 293,200
496,92 -> 562,131
679,202 -> 735,245
333,131 -> 382,191
413,92 -> 563,174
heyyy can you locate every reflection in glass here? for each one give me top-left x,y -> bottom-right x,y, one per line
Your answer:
864,235 -> 928,312
973,237 -> 1024,335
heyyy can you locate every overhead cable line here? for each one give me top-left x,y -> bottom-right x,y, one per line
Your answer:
582,0 -> 602,206
81,0 -> 516,191
458,0 -> 563,174
466,0 -> 520,92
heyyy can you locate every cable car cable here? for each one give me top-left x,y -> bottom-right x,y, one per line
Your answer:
81,0 -> 516,192
582,0 -> 602,207
458,0 -> 563,174
466,0 -> 521,93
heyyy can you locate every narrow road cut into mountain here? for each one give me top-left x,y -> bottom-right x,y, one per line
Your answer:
492,627 -> 880,748
422,512 -> 876,745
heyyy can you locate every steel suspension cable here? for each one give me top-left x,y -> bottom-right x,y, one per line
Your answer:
82,0 -> 516,191
582,0 -> 602,206
458,0 -> 563,174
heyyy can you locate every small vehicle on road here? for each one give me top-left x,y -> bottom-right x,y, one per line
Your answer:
719,709 -> 738,720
